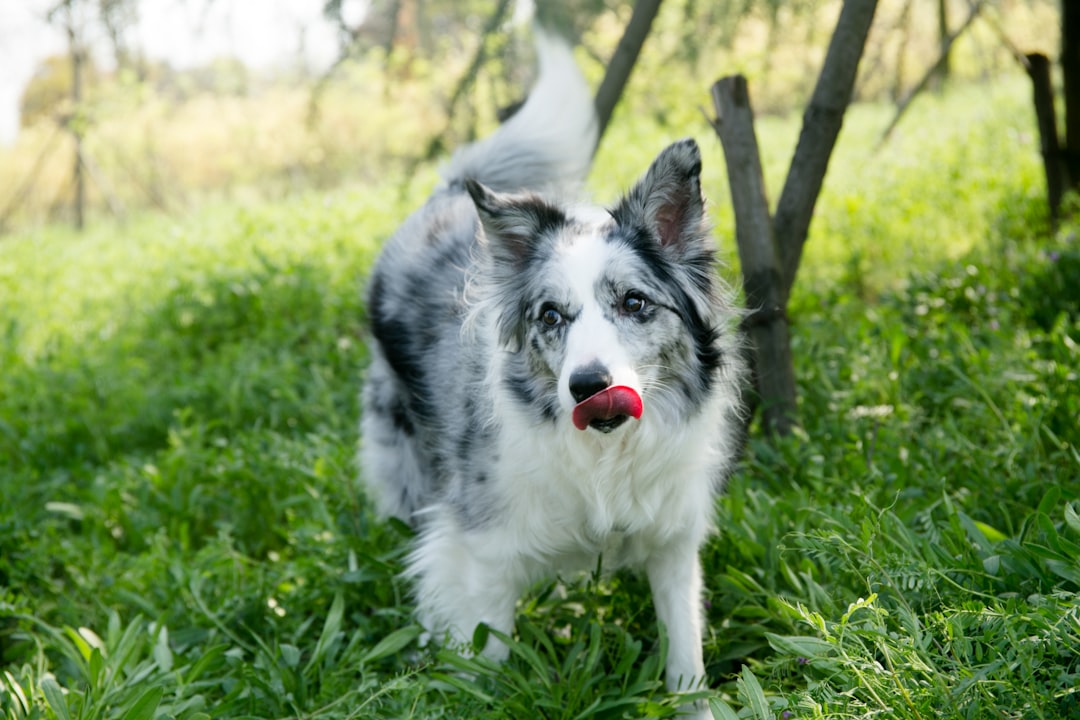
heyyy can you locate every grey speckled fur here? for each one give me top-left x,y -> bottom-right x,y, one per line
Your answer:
358,27 -> 746,713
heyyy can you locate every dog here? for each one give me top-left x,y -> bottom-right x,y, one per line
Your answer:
360,28 -> 746,712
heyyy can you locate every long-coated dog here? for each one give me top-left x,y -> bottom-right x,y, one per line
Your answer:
361,28 -> 745,714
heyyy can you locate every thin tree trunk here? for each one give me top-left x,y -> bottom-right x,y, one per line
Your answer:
68,12 -> 85,230
382,0 -> 403,56
0,126 -> 63,234
775,0 -> 879,301
710,76 -> 798,435
877,0 -> 983,148
934,0 -> 950,89
1027,53 -> 1065,221
1063,0 -> 1080,186
708,0 -> 880,436
593,0 -> 663,149
76,142 -> 125,220
442,0 -> 514,122
419,0 -> 514,159
892,0 -> 915,102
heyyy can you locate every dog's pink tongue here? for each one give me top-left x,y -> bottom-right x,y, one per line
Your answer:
571,386 -> 643,431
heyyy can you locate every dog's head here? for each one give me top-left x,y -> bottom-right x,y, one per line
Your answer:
467,139 -> 731,433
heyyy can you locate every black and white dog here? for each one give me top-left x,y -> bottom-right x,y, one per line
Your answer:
361,28 -> 745,711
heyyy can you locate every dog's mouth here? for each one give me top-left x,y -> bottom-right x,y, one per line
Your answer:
571,386 -> 643,433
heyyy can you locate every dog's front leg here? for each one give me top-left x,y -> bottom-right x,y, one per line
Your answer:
646,540 -> 709,716
412,522 -> 522,660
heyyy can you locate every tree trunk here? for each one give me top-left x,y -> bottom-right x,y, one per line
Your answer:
593,0 -> 663,149
774,0 -> 879,301
1063,0 -> 1080,187
934,0 -> 950,90
1028,53 -> 1066,221
68,14 -> 85,231
710,76 -> 798,435
708,0 -> 880,437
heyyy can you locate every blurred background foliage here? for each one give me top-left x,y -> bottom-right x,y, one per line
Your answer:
0,0 -> 1059,231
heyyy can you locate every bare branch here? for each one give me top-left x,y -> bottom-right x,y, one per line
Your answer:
774,0 -> 880,301
876,0 -> 985,148
593,0 -> 664,151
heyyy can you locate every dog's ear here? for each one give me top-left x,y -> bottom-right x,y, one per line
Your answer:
611,139 -> 707,253
465,178 -> 565,268
465,178 -> 566,350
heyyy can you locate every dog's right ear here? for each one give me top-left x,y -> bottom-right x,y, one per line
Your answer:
465,178 -> 566,350
610,138 -> 708,255
465,178 -> 565,269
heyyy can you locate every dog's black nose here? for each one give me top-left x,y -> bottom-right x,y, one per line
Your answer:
569,364 -> 612,403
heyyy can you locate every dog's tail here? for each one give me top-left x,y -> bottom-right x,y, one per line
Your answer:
442,27 -> 598,193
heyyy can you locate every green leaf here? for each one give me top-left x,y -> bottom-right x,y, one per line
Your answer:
612,634 -> 642,677
184,644 -> 228,683
1038,486 -> 1061,517
765,633 -> 833,659
361,625 -> 422,665
737,666 -> 771,720
153,626 -> 173,673
707,696 -> 741,720
583,621 -> 602,673
2,670 -> 30,714
429,672 -> 496,704
957,512 -> 994,552
500,627 -> 551,685
63,627 -> 94,664
280,643 -> 301,668
123,686 -> 164,720
40,677 -> 71,720
470,622 -> 490,656
1065,502 -> 1080,536
974,521 -> 1007,543
111,619 -> 147,675
1045,559 -> 1080,586
304,591 -> 344,675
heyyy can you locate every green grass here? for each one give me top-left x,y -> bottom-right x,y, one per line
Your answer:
2,73 -> 1079,719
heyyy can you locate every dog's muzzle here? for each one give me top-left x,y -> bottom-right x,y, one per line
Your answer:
569,366 -> 643,432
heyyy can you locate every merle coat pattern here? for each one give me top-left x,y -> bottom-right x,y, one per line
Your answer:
360,29 -> 746,714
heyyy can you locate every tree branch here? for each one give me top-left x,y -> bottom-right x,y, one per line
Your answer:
774,0 -> 880,301
876,0 -> 985,148
593,0 -> 664,151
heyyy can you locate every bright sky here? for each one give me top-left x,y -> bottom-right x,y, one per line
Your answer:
0,0 -> 371,145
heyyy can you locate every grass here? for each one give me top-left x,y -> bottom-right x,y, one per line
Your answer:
2,69 -> 1079,718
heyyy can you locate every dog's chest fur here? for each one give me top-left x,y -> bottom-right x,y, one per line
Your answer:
470,396 -> 721,574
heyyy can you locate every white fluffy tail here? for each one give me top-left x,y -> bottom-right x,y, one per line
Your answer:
442,27 -> 598,193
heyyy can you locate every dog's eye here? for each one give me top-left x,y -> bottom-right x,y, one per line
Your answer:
621,292 -> 647,315
540,305 -> 563,327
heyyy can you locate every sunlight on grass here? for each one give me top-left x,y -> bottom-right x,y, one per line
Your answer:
1,55 -> 1077,720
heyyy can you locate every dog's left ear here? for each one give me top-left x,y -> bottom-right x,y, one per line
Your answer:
611,138 -> 706,252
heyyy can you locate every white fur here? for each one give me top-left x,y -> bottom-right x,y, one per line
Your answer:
361,30 -> 742,720
406,345 -> 731,711
554,235 -> 642,407
405,231 -> 737,700
442,27 -> 598,193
